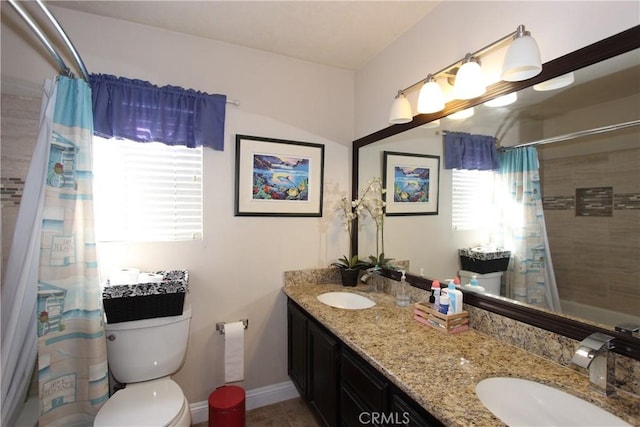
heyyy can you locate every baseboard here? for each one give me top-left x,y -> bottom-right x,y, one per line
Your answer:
190,380 -> 300,424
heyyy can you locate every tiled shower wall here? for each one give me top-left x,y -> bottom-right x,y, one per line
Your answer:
540,148 -> 640,317
1,94 -> 41,276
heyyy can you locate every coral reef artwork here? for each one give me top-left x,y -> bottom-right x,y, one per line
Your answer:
252,154 -> 310,201
392,166 -> 430,203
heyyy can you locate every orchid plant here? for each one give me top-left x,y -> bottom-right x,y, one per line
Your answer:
333,177 -> 391,269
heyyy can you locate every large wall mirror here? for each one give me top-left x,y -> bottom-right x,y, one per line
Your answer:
353,26 -> 639,360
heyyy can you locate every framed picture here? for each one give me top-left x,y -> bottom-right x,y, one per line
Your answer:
234,134 -> 324,216
382,151 -> 440,216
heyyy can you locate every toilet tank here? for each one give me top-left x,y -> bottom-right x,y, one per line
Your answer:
105,307 -> 191,383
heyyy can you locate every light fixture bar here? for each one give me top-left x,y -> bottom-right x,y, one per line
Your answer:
397,26 -> 523,96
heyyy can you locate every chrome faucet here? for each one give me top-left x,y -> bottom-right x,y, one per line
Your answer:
571,332 -> 616,396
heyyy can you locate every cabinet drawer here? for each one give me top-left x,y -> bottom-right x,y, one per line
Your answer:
341,386 -> 369,427
341,349 -> 388,411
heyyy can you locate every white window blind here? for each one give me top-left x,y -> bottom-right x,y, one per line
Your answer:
93,137 -> 203,242
451,169 -> 495,231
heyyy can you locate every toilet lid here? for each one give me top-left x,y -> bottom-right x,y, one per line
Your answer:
94,379 -> 186,427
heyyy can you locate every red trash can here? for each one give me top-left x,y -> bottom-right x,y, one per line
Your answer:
208,385 -> 246,427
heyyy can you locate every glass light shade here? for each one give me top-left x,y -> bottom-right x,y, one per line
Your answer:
420,119 -> 441,129
389,93 -> 412,124
484,92 -> 518,107
501,34 -> 542,81
417,79 -> 445,114
453,60 -> 486,100
533,72 -> 575,91
448,107 -> 474,120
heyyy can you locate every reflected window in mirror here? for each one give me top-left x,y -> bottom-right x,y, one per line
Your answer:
452,169 -> 495,231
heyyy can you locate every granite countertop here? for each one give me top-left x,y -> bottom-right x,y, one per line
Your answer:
283,281 -> 640,427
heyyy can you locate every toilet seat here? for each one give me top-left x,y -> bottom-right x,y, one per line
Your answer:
94,378 -> 190,427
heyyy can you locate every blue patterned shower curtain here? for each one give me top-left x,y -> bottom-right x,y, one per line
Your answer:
496,147 -> 560,311
35,76 -> 108,425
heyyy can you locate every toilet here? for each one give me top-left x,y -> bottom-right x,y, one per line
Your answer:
94,307 -> 192,427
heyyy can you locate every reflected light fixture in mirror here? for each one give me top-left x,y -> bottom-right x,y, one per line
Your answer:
484,92 -> 518,107
388,24 -> 542,124
389,91 -> 412,124
448,107 -> 475,120
417,75 -> 445,113
533,72 -> 575,91
453,54 -> 486,100
421,119 -> 441,129
502,24 -> 542,81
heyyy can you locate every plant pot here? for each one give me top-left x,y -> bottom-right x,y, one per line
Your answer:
340,268 -> 360,287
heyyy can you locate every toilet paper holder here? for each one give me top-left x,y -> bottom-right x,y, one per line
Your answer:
216,319 -> 248,335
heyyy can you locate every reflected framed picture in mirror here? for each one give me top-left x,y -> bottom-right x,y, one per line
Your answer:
382,151 -> 440,216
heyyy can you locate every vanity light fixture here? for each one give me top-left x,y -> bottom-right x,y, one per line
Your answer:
484,92 -> 518,107
388,24 -> 542,124
502,25 -> 542,81
388,91 -> 413,124
533,72 -> 575,91
417,75 -> 445,114
453,54 -> 486,100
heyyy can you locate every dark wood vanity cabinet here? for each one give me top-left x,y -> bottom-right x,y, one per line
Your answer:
287,299 -> 339,426
341,347 -> 389,426
287,298 -> 444,427
287,298 -> 309,397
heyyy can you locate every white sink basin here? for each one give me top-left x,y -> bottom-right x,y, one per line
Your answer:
317,292 -> 375,310
476,377 -> 631,426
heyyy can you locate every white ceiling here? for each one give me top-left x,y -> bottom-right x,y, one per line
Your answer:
49,1 -> 440,70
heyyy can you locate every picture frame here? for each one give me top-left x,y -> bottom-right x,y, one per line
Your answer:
234,134 -> 324,216
382,151 -> 440,216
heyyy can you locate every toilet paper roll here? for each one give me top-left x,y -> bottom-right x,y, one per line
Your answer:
137,273 -> 164,283
224,321 -> 245,383
109,268 -> 140,285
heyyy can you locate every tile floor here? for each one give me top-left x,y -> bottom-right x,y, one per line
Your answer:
194,397 -> 321,427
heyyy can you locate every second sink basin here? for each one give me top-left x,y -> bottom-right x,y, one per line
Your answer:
317,292 -> 375,309
476,377 -> 630,426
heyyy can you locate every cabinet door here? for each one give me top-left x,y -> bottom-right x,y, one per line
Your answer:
341,348 -> 388,422
308,321 -> 339,427
390,389 -> 445,427
287,300 -> 308,398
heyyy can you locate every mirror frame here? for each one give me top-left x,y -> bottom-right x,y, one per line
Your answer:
352,25 -> 640,361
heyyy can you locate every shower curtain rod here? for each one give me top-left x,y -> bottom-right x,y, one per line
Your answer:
8,0 -> 89,81
501,119 -> 640,149
9,0 -> 242,107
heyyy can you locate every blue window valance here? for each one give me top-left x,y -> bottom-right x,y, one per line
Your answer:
444,131 -> 500,170
89,74 -> 226,150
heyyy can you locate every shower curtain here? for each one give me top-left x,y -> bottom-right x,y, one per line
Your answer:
1,76 -> 108,426
496,147 -> 561,311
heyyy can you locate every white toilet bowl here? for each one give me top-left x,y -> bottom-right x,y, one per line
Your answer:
94,307 -> 192,426
94,377 -> 190,427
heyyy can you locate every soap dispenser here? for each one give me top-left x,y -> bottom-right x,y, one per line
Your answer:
430,280 -> 441,310
446,279 -> 463,314
396,270 -> 410,307
462,274 -> 486,293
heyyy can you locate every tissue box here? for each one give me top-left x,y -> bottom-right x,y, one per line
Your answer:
102,270 -> 188,323
458,248 -> 510,274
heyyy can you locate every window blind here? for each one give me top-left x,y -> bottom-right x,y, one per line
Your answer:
93,137 -> 203,242
451,169 -> 495,231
